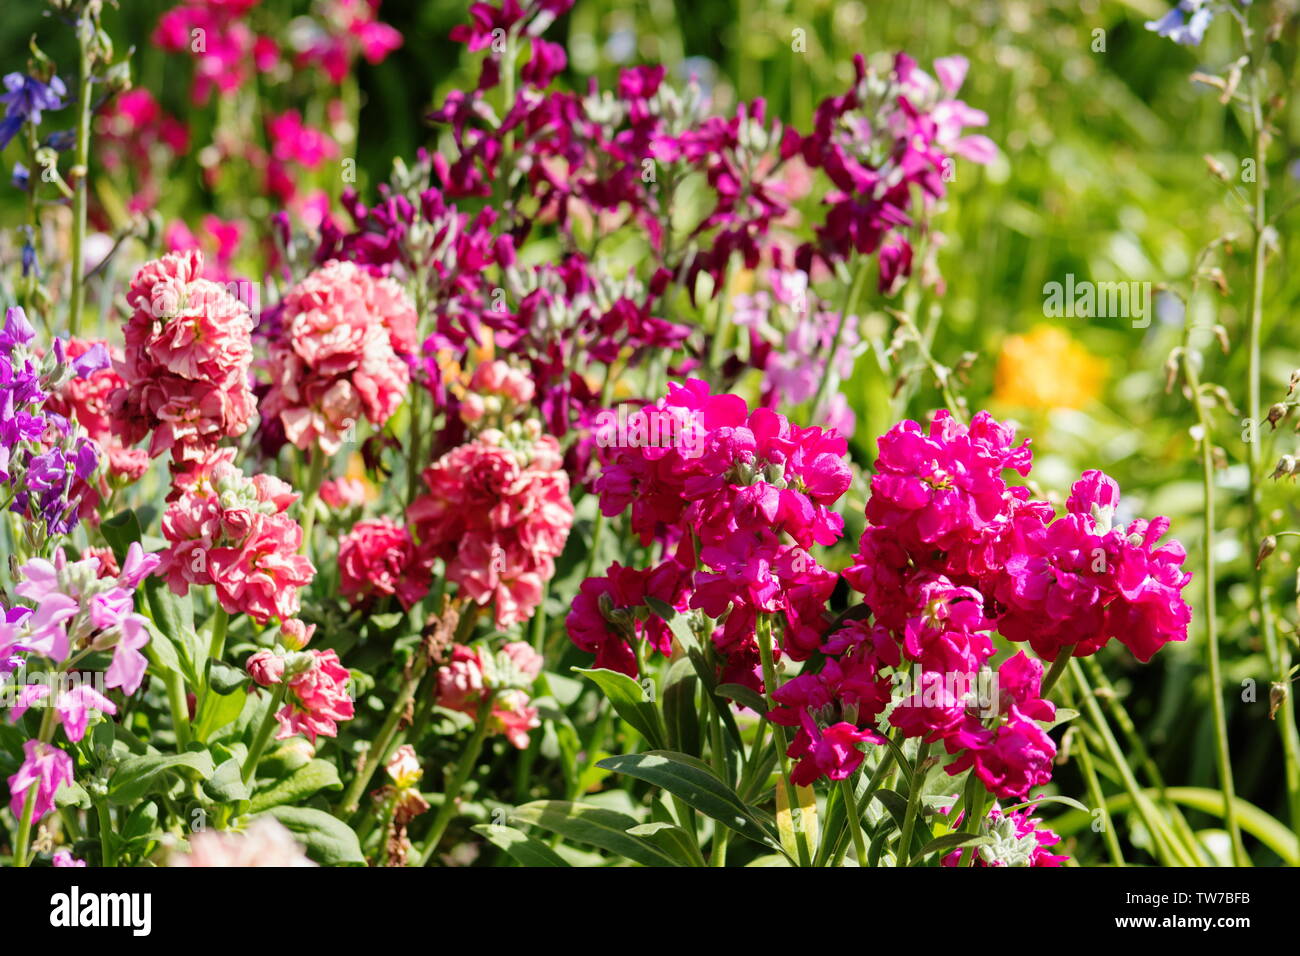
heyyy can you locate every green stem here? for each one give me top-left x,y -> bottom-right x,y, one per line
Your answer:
897,740 -> 932,866
95,800 -> 116,867
242,684 -> 288,784
1039,645 -> 1075,697
67,11 -> 94,336
756,613 -> 812,866
1242,25 -> 1300,850
340,652 -> 431,820
13,704 -> 59,867
298,445 -> 328,556
1070,660 -> 1198,866
839,774 -> 867,865
1181,339 -> 1248,865
165,669 -> 192,749
417,692 -> 497,866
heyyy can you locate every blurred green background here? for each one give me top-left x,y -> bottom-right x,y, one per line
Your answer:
3,0 -> 1299,859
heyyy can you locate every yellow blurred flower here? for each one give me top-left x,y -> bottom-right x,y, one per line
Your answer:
993,324 -> 1106,411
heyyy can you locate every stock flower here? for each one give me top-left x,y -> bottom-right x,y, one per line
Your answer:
434,644 -> 541,749
263,260 -> 416,454
157,452 -> 315,625
409,426 -> 573,628
9,681 -> 118,743
7,739 -> 73,824
8,544 -> 161,696
272,649 -> 356,744
52,850 -> 86,867
338,517 -> 428,610
941,804 -> 1068,867
112,250 -> 256,468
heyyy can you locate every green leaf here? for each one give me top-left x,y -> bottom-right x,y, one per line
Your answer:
662,658 -> 701,757
573,667 -> 666,750
142,578 -> 202,688
194,689 -> 246,741
108,751 -> 215,805
122,801 -> 161,846
1000,794 -> 1091,816
207,661 -> 248,695
249,759 -> 343,813
596,750 -> 783,854
100,509 -> 144,566
714,682 -> 768,715
644,596 -> 700,653
509,800 -> 678,867
910,832 -> 992,865
264,807 -> 365,865
203,757 -> 250,804
627,822 -> 708,867
472,824 -> 572,867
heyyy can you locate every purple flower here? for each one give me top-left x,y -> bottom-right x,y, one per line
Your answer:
1145,1 -> 1215,46
0,73 -> 67,150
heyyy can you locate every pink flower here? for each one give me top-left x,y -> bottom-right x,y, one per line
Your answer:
112,250 -> 255,469
434,644 -> 540,750
9,681 -> 117,743
319,476 -> 367,509
52,849 -> 86,867
274,649 -> 355,744
263,260 -> 416,454
169,818 -> 315,867
409,429 -> 573,628
338,517 -> 428,610
8,740 -> 73,823
941,804 -> 1068,867
246,650 -> 285,687
208,513 -> 316,625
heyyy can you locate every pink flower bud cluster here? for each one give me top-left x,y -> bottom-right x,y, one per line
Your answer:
435,642 -> 543,749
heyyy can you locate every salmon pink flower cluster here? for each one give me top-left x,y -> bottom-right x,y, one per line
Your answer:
263,259 -> 417,454
338,517 -> 426,610
408,426 -> 573,628
157,449 -> 315,625
435,641 -> 543,749
112,250 -> 256,471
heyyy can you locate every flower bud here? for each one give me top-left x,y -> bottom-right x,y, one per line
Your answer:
246,650 -> 285,687
1256,535 -> 1277,570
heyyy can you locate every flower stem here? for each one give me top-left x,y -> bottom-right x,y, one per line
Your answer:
417,692 -> 497,866
839,774 -> 867,865
1039,645 -> 1075,697
339,651 -> 431,820
1181,337 -> 1248,865
897,740 -> 932,866
67,11 -> 94,336
810,258 -> 869,418
95,799 -> 116,867
298,445 -> 327,556
1242,24 -> 1300,850
242,683 -> 288,785
756,612 -> 812,866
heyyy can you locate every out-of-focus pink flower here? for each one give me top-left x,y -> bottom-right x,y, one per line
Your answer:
319,476 -> 366,509
169,817 -> 315,867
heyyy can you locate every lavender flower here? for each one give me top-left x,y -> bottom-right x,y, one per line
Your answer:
0,72 -> 68,151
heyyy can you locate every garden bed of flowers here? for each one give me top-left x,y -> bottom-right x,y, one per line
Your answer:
0,0 -> 1296,873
